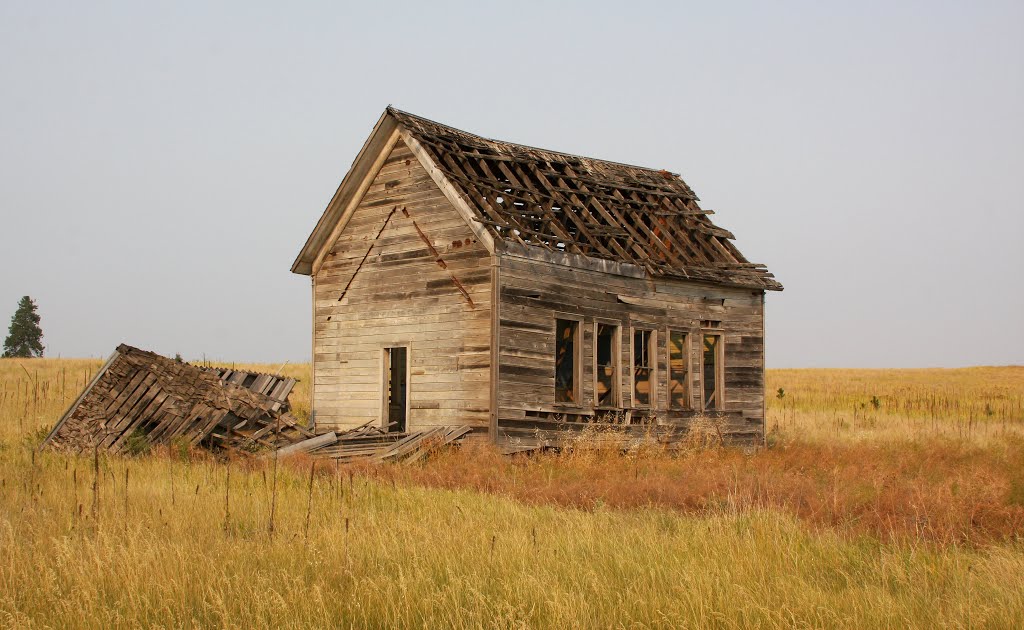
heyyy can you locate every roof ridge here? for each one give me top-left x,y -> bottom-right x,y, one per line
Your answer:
386,106 -> 682,178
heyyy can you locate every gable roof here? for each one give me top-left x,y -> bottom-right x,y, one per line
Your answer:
293,107 -> 781,291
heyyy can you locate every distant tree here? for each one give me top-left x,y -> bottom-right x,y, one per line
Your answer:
3,296 -> 44,358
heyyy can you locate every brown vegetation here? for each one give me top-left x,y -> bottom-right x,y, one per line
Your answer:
355,438 -> 1024,546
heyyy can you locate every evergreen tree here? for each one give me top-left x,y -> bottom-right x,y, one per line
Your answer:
3,296 -> 44,358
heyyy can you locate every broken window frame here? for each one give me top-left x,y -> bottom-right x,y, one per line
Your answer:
593,320 -> 621,408
554,316 -> 583,405
630,326 -> 657,408
667,329 -> 691,410
701,332 -> 725,411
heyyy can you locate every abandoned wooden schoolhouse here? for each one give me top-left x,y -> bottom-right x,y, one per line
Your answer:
292,107 -> 782,448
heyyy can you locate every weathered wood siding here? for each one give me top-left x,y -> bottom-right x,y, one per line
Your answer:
312,139 -> 491,433
496,252 -> 765,445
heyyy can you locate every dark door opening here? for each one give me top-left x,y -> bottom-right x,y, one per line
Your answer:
384,347 -> 408,432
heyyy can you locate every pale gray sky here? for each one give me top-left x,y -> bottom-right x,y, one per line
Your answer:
1,1 -> 1021,367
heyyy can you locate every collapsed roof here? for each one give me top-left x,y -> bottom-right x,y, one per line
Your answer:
293,107 -> 781,291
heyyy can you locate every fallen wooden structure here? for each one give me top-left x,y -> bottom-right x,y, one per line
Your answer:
43,344 -> 311,454
276,421 -> 473,464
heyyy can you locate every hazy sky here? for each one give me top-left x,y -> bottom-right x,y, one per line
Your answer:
1,1 -> 1021,367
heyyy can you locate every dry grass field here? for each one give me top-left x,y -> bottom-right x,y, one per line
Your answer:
1,358 -> 1023,628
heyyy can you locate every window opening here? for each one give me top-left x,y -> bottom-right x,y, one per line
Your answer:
668,330 -> 690,409
595,323 -> 619,407
633,329 -> 654,406
702,334 -> 722,410
555,319 -> 579,403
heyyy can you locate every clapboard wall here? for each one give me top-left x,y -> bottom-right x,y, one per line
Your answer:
311,139 -> 492,433
495,251 -> 766,445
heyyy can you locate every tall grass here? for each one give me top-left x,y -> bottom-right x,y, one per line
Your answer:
1,358 -> 1023,628
2,448 -> 1022,628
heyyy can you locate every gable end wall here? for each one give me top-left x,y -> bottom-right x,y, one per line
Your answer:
311,139 -> 492,433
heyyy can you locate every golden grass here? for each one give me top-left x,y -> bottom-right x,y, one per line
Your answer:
767,367 -> 1024,443
1,358 -> 1023,628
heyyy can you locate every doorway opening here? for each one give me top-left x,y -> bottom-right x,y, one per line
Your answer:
383,347 -> 408,432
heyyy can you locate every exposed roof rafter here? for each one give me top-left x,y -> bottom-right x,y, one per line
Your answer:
293,107 -> 781,291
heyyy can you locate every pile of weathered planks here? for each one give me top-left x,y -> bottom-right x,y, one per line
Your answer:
277,422 -> 473,463
43,345 -> 312,454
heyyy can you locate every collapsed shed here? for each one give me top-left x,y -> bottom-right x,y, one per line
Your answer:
42,344 -> 310,454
